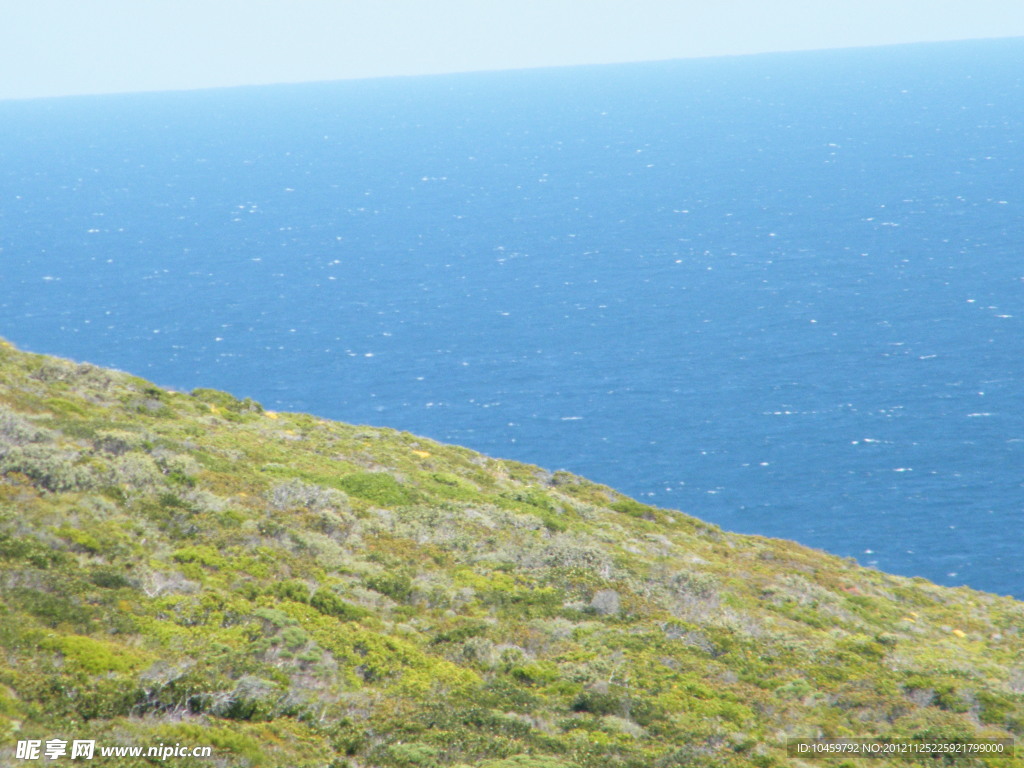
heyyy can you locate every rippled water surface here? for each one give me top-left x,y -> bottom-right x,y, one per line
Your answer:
2,39 -> 1022,595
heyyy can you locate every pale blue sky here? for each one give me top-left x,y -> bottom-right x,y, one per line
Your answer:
3,0 -> 1024,100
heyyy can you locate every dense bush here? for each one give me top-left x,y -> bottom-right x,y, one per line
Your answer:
310,590 -> 371,621
366,571 -> 415,603
0,444 -> 98,492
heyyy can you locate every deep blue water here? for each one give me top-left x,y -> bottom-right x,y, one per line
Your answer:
2,39 -> 1022,597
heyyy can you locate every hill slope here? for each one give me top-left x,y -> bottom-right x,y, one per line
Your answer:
0,339 -> 1021,767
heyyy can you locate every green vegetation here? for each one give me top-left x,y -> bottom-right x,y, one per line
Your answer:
0,338 -> 1021,766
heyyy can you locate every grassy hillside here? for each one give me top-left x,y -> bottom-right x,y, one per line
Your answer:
0,338 -> 1021,767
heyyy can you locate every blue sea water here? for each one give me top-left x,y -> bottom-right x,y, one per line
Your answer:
2,39 -> 1022,597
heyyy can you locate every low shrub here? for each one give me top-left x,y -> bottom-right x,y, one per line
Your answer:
339,472 -> 415,506
268,479 -> 348,512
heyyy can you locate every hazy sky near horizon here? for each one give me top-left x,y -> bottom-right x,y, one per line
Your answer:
3,0 -> 1024,100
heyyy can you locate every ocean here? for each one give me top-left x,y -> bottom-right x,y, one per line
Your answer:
2,38 -> 1021,597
